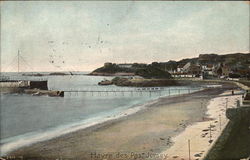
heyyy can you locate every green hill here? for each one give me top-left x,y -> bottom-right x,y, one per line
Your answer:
90,63 -> 172,79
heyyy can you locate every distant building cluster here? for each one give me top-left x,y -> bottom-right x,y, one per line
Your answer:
173,62 -> 202,78
103,53 -> 250,80
171,54 -> 250,79
117,63 -> 133,68
104,62 -> 146,69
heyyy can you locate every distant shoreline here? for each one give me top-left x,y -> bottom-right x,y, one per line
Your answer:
22,72 -> 88,76
89,71 -> 135,76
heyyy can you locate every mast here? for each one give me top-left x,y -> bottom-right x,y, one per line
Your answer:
18,50 -> 20,73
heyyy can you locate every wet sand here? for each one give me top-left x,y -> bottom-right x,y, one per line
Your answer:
6,86 -> 235,160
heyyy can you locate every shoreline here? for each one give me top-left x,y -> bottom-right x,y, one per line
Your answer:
0,88 -> 202,156
89,72 -> 135,77
162,90 -> 242,160
4,84 -> 237,159
0,94 -> 159,156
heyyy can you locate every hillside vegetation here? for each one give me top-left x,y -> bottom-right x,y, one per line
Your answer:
91,64 -> 172,79
151,53 -> 250,72
90,53 -> 250,79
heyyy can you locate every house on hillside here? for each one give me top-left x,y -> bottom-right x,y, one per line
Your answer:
117,63 -> 133,68
183,62 -> 192,72
219,65 -> 231,77
174,62 -> 201,78
104,62 -> 113,67
187,65 -> 201,75
201,64 -> 216,76
177,63 -> 186,73
202,64 -> 214,71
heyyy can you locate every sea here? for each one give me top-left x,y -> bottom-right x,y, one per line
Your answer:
0,72 -> 201,155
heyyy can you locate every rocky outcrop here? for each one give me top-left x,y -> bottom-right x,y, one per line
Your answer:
49,72 -> 68,76
24,89 -> 64,97
90,72 -> 135,76
98,80 -> 113,85
111,77 -> 177,87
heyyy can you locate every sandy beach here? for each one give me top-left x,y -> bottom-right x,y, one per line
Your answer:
162,90 -> 242,160
6,84 -> 238,160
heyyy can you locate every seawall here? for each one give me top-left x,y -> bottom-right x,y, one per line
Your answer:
0,81 -> 29,93
204,106 -> 250,160
203,81 -> 250,160
0,80 -> 63,97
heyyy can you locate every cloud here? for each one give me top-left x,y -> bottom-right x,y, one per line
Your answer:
1,1 -> 249,72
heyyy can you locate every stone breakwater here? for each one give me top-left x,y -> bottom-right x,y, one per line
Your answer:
0,80 -> 63,97
98,77 -> 177,87
90,72 -> 135,76
114,79 -> 177,87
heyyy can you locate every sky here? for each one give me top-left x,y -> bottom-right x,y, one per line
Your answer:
1,1 -> 249,72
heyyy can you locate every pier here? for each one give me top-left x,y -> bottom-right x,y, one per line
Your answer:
61,88 -> 201,97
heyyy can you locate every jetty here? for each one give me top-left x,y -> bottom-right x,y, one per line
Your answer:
0,50 -> 64,97
61,87 -> 202,98
0,76 -> 63,97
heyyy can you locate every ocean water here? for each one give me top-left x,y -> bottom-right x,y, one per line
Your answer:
0,73 -> 201,155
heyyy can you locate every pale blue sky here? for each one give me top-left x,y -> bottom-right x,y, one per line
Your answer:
1,1 -> 249,72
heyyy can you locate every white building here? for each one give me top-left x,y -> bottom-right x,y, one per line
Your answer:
117,63 -> 133,68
